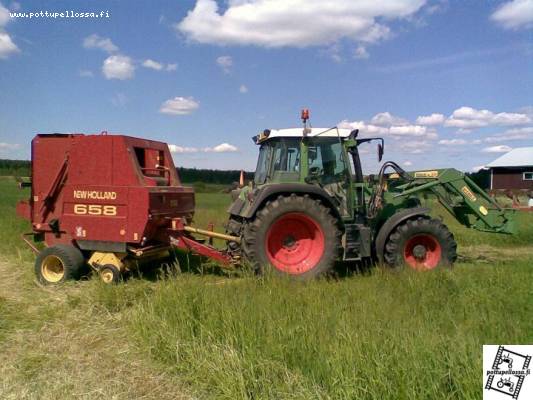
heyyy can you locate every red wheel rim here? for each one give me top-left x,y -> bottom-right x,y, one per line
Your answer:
403,234 -> 442,270
265,212 -> 325,275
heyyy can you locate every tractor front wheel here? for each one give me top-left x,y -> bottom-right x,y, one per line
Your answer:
35,244 -> 86,285
384,217 -> 457,270
243,194 -> 340,279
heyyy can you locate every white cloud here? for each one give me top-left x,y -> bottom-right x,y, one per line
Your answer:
416,113 -> 445,125
438,138 -> 467,145
338,120 -> 389,135
83,34 -> 118,53
176,0 -> 425,48
168,142 -> 239,153
204,143 -> 239,153
354,45 -> 369,59
142,60 -> 178,72
102,55 -> 135,80
0,2 -> 9,26
444,106 -> 531,129
323,43 -> 343,63
79,69 -> 94,78
216,55 -> 233,73
159,96 -> 200,115
142,59 -> 164,71
403,160 -> 413,166
471,165 -> 486,172
0,30 -> 19,59
388,125 -> 427,136
370,112 -> 408,127
0,142 -> 20,150
491,0 -> 533,30
482,145 -> 513,153
339,119 -> 437,140
0,3 -> 19,59
168,145 -> 199,153
484,126 -> 533,142
239,84 -> 248,93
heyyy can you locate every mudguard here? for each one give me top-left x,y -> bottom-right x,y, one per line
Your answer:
238,183 -> 341,220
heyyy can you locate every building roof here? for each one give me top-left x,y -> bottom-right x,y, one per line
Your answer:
267,127 -> 353,139
486,147 -> 533,168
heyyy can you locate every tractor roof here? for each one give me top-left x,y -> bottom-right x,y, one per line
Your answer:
266,127 -> 353,139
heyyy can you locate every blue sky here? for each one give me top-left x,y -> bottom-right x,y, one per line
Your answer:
0,0 -> 532,173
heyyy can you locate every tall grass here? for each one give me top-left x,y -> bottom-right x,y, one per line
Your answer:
1,176 -> 532,399
126,262 -> 532,399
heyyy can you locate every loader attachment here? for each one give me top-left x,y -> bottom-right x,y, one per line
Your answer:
391,169 -> 516,234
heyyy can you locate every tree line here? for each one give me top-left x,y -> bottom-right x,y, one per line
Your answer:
0,159 -> 30,176
0,159 -> 253,184
0,159 -> 493,189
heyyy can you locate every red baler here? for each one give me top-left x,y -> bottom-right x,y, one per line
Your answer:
16,133 -> 206,283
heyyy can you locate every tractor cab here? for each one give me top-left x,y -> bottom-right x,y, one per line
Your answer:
253,128 -> 353,185
249,127 -> 385,219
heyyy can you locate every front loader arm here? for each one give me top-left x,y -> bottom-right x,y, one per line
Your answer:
391,169 -> 516,234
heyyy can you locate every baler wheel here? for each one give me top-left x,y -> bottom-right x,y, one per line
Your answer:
383,216 -> 457,270
99,265 -> 121,284
242,194 -> 341,279
35,245 -> 86,285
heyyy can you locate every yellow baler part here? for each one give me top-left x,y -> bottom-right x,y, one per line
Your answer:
88,252 -> 127,272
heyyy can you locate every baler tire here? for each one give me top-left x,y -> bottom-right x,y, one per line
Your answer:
383,216 -> 457,270
99,265 -> 122,284
35,244 -> 86,285
242,194 -> 341,279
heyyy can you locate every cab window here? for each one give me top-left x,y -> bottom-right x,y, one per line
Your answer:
272,139 -> 300,173
307,138 -> 346,182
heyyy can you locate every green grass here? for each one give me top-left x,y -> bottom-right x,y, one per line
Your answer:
0,175 -> 532,399
128,263 -> 532,399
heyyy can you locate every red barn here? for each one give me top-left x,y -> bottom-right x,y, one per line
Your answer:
486,147 -> 533,190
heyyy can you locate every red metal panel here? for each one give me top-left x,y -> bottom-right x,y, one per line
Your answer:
61,185 -> 129,243
31,135 -> 77,223
127,187 -> 149,244
69,136 -> 113,186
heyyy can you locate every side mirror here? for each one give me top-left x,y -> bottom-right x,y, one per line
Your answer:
378,143 -> 384,162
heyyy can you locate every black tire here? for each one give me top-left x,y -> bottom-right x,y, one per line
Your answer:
242,194 -> 341,279
35,244 -> 86,285
99,264 -> 122,284
383,216 -> 457,270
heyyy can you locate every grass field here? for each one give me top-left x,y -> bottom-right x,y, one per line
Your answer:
0,176 -> 532,399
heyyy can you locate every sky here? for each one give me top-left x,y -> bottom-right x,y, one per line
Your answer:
0,0 -> 532,173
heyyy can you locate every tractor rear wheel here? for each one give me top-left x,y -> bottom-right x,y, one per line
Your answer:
243,194 -> 340,279
384,216 -> 457,270
35,244 -> 86,285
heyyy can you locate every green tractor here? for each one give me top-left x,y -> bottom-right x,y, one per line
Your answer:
226,114 -> 515,279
